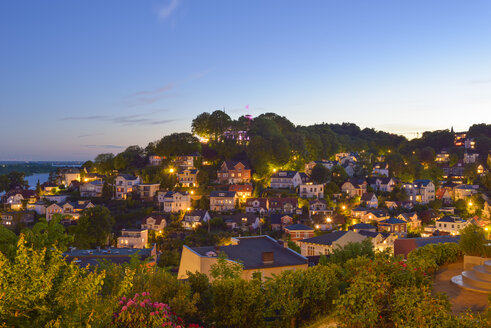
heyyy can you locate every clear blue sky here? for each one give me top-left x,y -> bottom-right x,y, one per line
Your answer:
1,0 -> 490,161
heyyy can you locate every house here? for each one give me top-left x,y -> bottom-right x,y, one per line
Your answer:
358,230 -> 395,252
477,164 -> 485,175
268,197 -> 298,214
285,224 -> 314,242
463,151 -> 479,164
177,235 -> 308,281
341,178 -> 367,197
136,183 -> 160,201
3,189 -> 37,210
372,162 -> 389,177
173,153 -> 200,169
149,155 -> 163,166
435,151 -> 450,163
269,214 -> 293,231
403,179 -> 435,204
360,192 -> 378,208
361,209 -> 389,223
378,218 -> 407,237
26,201 -> 47,215
351,206 -> 369,218
309,199 -> 333,217
270,171 -> 302,189
117,229 -> 148,249
299,182 -> 324,199
367,177 -> 396,192
304,160 -> 338,175
177,168 -> 199,187
245,198 -> 268,213
1,211 -> 35,228
46,200 -> 94,221
222,213 -> 261,230
182,210 -> 211,230
60,169 -> 81,187
228,184 -> 253,199
141,214 -> 167,232
115,174 -> 141,200
159,191 -> 191,213
217,161 -> 251,184
435,216 -> 469,235
65,245 -> 157,267
349,223 -> 377,233
397,212 -> 420,230
454,185 -> 478,200
80,180 -> 104,198
298,231 -> 366,256
342,162 -> 356,177
394,236 -> 460,258
210,191 -> 237,212
335,152 -> 359,164
435,188 -> 452,205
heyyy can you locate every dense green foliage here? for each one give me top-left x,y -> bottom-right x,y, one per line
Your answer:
459,225 -> 491,257
407,242 -> 462,273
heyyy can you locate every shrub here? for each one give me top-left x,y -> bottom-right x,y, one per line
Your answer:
459,225 -> 491,257
407,242 -> 462,273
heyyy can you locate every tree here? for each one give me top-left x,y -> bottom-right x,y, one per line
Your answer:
73,206 -> 115,248
330,165 -> 348,185
23,216 -> 73,254
191,112 -> 212,138
326,239 -> 375,266
155,133 -> 201,157
101,180 -> 113,201
459,225 -> 491,257
0,174 -> 9,193
310,164 -> 330,184
209,252 -> 243,280
94,153 -> 115,174
419,146 -> 436,163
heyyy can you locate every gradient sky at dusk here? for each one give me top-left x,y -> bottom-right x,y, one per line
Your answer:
1,0 -> 490,161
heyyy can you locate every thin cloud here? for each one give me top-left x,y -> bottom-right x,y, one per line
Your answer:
83,144 -> 124,149
62,111 -> 176,126
467,79 -> 491,85
63,115 -> 109,121
129,82 -> 175,97
77,133 -> 105,138
158,0 -> 181,20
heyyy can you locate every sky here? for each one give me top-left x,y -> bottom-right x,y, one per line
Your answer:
1,0 -> 490,161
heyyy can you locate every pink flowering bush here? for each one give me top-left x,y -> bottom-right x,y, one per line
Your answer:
112,292 -> 202,328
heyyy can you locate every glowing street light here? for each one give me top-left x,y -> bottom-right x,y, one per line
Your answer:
341,205 -> 346,210
273,168 -> 277,173
326,217 -> 332,223
169,168 -> 175,173
468,202 -> 473,206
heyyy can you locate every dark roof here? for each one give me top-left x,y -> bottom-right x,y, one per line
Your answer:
349,223 -> 376,230
190,236 -> 306,270
437,216 -> 465,223
380,217 -> 406,224
366,209 -> 388,218
164,190 -> 189,197
352,206 -> 369,212
361,192 -> 376,202
300,231 -> 348,245
413,179 -> 432,187
210,190 -> 236,198
224,160 -> 251,170
143,214 -> 168,225
271,170 -> 299,178
269,214 -> 292,225
285,223 -> 313,231
358,230 -> 390,239
406,236 -> 460,248
185,210 -> 209,219
119,174 -> 138,180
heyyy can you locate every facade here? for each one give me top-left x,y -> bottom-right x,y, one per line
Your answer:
397,212 -> 420,230
304,160 -> 337,175
341,178 -> 367,197
46,200 -> 94,221
372,162 -> 389,177
435,216 -> 469,235
228,184 -> 253,199
177,168 -> 199,187
3,189 -> 37,210
454,185 -> 478,200
149,155 -> 163,166
1,211 -> 35,227
270,171 -> 302,189
268,197 -> 298,214
298,231 -> 366,256
217,161 -> 251,184
173,153 -> 200,169
367,177 -> 396,192
159,191 -> 191,213
209,191 -> 237,212
141,214 -> 167,232
136,183 -> 160,201
269,214 -> 294,231
361,209 -> 389,223
299,182 -> 324,199
360,192 -> 378,208
245,198 -> 268,213
177,235 -> 307,281
403,180 -> 435,204
117,229 -> 148,248
115,174 -> 141,200
378,218 -> 407,237
182,210 -> 211,230
285,224 -> 314,241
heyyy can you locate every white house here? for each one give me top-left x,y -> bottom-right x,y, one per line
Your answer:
299,183 -> 324,199
360,192 -> 378,208
298,230 -> 366,256
403,180 -> 435,204
182,210 -> 211,230
117,229 -> 148,248
372,162 -> 389,177
80,180 -> 104,198
341,179 -> 367,197
435,216 -> 469,235
141,214 -> 167,232
158,191 -> 191,213
270,171 -> 302,189
115,174 -> 141,200
367,177 -> 396,192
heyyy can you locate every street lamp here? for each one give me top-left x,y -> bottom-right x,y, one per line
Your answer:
169,168 -> 175,173
341,205 -> 346,210
326,217 -> 332,223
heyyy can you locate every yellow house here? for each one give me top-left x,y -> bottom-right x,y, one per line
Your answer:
177,235 -> 308,281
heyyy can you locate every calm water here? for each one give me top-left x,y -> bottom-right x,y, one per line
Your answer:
26,172 -> 50,188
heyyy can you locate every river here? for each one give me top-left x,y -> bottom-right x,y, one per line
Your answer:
26,172 -> 50,188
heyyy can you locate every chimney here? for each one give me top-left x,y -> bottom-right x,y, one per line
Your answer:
262,251 -> 274,265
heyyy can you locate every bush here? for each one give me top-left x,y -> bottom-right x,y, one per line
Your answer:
325,238 -> 375,266
407,243 -> 462,273
459,225 -> 491,257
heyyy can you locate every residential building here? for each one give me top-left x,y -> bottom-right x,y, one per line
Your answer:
435,188 -> 452,205
115,174 -> 141,200
268,197 -> 298,214
435,150 -> 450,163
360,192 -> 378,208
361,209 -> 389,223
435,216 -> 469,235
403,179 -> 435,204
182,210 -> 211,230
394,236 -> 460,258
80,180 -> 104,198
136,183 -> 160,201
463,151 -> 479,164
209,191 -> 237,212
304,160 -> 338,175
269,214 -> 293,231
378,218 -> 407,237
285,224 -> 314,242
159,191 -> 191,213
228,184 -> 253,199
309,199 -> 333,217
117,229 -> 148,249
397,212 -> 420,230
341,178 -> 367,197
26,201 -> 47,215
349,223 -> 377,233
149,155 -> 163,166
366,177 -> 396,192
177,168 -> 199,187
245,198 -> 268,213
61,169 -> 81,187
141,214 -> 167,232
298,231 -> 366,256
65,245 -> 157,267
454,185 -> 478,200
351,206 -> 369,218
173,153 -> 200,169
222,213 -> 261,230
299,182 -> 324,198
1,211 -> 35,227
270,171 -> 302,189
372,162 -> 389,177
46,200 -> 94,221
217,161 -> 251,184
177,235 -> 308,281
